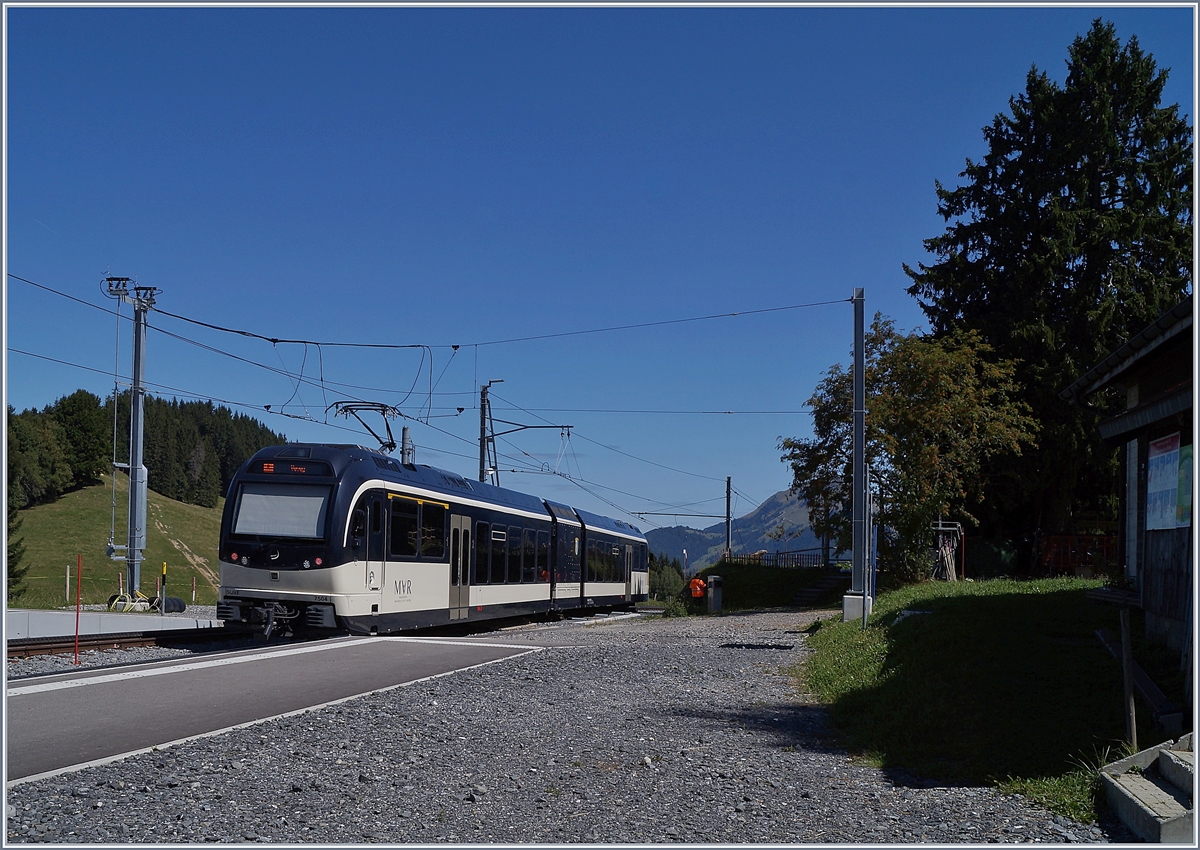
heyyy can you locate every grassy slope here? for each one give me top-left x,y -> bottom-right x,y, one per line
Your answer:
11,474 -> 224,608
698,562 -> 847,610
796,577 -> 1188,822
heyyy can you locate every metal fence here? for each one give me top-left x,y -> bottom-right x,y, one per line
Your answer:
720,550 -> 826,570
1039,534 -> 1118,576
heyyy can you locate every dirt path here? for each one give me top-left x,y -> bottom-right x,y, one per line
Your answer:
152,517 -> 220,589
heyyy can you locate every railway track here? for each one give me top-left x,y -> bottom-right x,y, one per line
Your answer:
7,625 -> 255,659
7,608 -> 640,660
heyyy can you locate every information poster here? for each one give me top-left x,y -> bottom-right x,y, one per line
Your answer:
1147,433 -> 1181,531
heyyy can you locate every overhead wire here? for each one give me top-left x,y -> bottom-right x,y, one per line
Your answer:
491,390 -> 728,484
490,406 -> 806,415
9,274 -> 441,417
151,294 -> 849,349
12,272 -> 848,353
469,299 -> 851,347
7,347 -> 489,458
12,273 -> 814,413
10,270 -> 825,518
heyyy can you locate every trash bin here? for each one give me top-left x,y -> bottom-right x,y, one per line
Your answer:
707,575 -> 722,613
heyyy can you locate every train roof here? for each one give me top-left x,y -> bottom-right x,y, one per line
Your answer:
251,444 -> 645,539
542,499 -> 580,526
573,507 -> 644,540
254,443 -> 559,519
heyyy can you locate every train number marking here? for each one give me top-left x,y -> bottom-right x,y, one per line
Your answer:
394,579 -> 412,597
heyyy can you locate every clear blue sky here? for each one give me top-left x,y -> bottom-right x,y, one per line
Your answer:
5,5 -> 1194,535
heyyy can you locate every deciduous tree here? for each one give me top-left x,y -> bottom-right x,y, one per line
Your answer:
780,316 -> 1036,585
648,552 -> 685,600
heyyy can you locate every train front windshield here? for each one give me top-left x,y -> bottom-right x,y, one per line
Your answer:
233,482 -> 331,539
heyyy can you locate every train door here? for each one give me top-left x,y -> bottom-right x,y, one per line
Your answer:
624,544 -> 633,600
449,514 -> 470,620
367,494 -> 385,592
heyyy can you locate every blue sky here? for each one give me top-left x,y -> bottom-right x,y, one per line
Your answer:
5,5 -> 1195,536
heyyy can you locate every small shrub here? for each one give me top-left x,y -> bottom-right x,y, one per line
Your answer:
660,598 -> 688,618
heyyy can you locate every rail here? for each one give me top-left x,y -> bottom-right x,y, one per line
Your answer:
7,625 -> 254,659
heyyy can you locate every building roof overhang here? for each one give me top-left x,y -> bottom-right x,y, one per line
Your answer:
1059,298 -> 1193,403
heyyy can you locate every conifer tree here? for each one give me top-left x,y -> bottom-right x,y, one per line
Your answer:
904,20 -> 1192,549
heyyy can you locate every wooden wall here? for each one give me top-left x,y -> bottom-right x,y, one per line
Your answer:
1142,524 -> 1192,649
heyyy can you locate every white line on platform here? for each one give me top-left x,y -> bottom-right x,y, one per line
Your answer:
6,635 -> 543,697
6,647 -> 541,788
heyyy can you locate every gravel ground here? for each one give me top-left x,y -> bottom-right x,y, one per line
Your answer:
5,609 -> 1136,844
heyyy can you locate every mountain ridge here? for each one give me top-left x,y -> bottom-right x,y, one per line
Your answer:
644,489 -> 821,573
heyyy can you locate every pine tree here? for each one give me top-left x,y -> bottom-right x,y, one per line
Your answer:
47,389 -> 110,485
903,20 -> 1192,550
7,479 -> 29,603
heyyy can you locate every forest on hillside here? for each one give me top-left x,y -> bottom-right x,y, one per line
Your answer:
8,389 -> 286,510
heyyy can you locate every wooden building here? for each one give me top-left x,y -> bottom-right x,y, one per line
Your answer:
1062,298 -> 1193,650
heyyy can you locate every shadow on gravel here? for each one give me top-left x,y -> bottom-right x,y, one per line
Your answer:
664,701 -> 845,757
664,701 -> 988,790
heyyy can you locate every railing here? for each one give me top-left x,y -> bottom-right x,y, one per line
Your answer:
720,550 -> 826,570
1039,534 -> 1118,576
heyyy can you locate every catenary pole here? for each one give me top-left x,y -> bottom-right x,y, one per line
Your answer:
106,278 -> 157,595
725,477 -> 732,558
478,380 -> 503,483
850,288 -> 869,625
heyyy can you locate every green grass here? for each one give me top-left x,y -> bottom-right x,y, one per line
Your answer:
794,577 -> 1187,822
11,473 -> 224,608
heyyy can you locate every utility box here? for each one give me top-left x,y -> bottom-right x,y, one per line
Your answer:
707,575 -> 722,613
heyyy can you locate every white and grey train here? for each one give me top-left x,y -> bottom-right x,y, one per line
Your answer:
217,443 -> 649,636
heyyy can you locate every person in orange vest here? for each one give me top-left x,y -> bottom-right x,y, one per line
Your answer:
688,575 -> 707,611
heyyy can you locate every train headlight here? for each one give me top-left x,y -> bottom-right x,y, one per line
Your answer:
315,557 -> 323,566
241,556 -> 249,565
303,560 -> 311,569
230,552 -> 237,562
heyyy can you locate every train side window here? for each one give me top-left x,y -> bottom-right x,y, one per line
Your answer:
522,529 -> 536,583
371,501 -> 383,534
389,500 -> 419,558
421,503 -> 446,559
351,508 -> 366,541
491,527 -> 507,584
508,526 -> 522,584
475,522 -> 490,584
536,531 -> 550,582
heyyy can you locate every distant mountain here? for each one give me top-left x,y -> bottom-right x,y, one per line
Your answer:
644,489 -> 823,573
